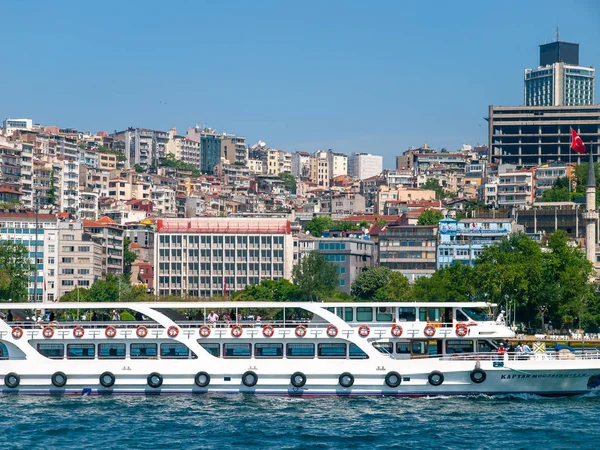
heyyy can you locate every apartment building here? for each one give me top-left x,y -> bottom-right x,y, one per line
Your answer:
154,217 -> 293,297
348,153 -> 383,180
56,221 -> 103,299
378,225 -> 438,282
83,216 -> 125,275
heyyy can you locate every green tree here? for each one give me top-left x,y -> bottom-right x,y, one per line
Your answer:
351,267 -> 411,301
59,287 -> 90,302
304,216 -> 335,237
292,252 -> 339,301
417,209 -> 444,226
278,173 -> 297,194
233,278 -> 298,301
123,237 -> 138,274
359,219 -> 370,228
0,242 -> 33,302
411,263 -> 476,302
134,164 -> 145,173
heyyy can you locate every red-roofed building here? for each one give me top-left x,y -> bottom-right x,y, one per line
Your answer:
83,216 -> 124,275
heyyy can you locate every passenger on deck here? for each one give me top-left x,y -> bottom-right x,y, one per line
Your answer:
91,312 -> 98,322
222,311 -> 231,327
496,310 -> 505,324
7,311 -> 13,322
522,342 -> 532,354
207,310 -> 219,327
497,343 -> 507,359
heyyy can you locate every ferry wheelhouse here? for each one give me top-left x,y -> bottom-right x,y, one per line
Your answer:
1,301 -> 599,396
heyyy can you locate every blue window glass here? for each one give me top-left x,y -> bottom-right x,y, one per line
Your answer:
98,343 -> 125,359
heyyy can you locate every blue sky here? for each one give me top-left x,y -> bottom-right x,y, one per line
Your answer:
1,0 -> 599,168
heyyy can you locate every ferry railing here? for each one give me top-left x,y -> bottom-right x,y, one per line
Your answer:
438,351 -> 600,361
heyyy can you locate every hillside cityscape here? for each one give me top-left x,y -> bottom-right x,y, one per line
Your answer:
0,37 -> 599,330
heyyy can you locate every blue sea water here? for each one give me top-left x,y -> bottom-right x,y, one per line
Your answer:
0,394 -> 598,450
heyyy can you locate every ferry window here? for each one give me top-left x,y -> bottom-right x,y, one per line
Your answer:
398,308 -> 416,321
131,343 -> 158,358
349,343 -> 369,359
418,308 -> 427,321
37,344 -> 64,359
224,343 -> 251,358
67,344 -> 95,359
0,343 -> 7,359
200,343 -> 220,357
344,307 -> 353,322
160,343 -> 190,359
255,343 -> 283,358
428,308 -> 441,322
455,309 -> 469,322
462,307 -> 490,321
376,307 -> 393,322
477,340 -> 494,353
446,340 -> 474,354
373,342 -> 393,354
356,307 -> 373,322
396,342 -> 411,354
98,343 -> 125,359
286,343 -> 315,358
318,343 -> 346,358
412,341 -> 429,355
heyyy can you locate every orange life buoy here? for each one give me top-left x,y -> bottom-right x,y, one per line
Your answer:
199,325 -> 211,337
167,326 -> 179,338
391,324 -> 403,337
73,326 -> 85,338
105,326 -> 117,338
231,325 -> 243,337
358,325 -> 370,337
11,326 -> 23,339
455,323 -> 469,337
326,325 -> 338,337
424,324 -> 436,337
262,325 -> 275,337
43,326 -> 54,338
295,325 -> 307,337
136,325 -> 148,338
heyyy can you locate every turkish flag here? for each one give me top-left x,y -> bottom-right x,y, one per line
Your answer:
571,128 -> 586,154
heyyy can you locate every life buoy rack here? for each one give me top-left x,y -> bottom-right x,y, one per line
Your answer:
73,326 -> 85,338
391,324 -> 403,337
424,324 -> 436,337
43,326 -> 54,338
262,325 -> 275,337
358,325 -> 370,337
199,325 -> 211,337
136,325 -> 148,338
455,323 -> 469,337
11,327 -> 23,339
231,325 -> 243,337
326,325 -> 338,337
295,325 -> 307,337
167,326 -> 179,338
105,326 -> 117,338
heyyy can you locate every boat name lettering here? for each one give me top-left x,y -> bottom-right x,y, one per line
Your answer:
500,373 -> 587,380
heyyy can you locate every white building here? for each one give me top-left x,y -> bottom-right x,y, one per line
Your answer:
154,217 -> 294,297
328,151 -> 348,178
2,118 -> 33,137
348,153 -> 383,180
292,151 -> 311,180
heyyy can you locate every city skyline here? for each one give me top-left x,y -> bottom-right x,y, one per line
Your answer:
2,0 -> 600,168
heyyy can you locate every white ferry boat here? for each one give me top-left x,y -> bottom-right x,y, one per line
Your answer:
1,301 -> 599,396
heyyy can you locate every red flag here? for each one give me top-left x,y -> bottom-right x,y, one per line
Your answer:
571,128 -> 586,154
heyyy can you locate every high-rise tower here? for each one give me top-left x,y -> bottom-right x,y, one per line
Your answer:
584,150 -> 598,264
524,40 -> 595,107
